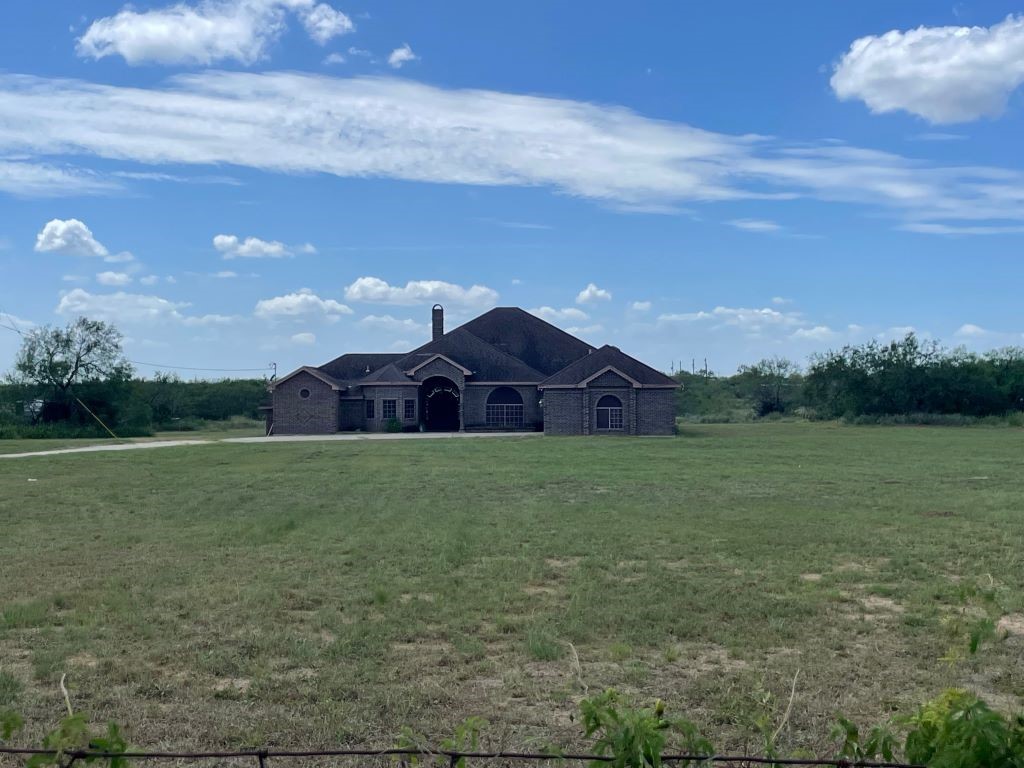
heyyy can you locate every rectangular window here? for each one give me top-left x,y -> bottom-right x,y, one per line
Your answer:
382,399 -> 397,420
365,399 -> 375,419
596,406 -> 623,430
486,403 -> 525,428
404,399 -> 416,420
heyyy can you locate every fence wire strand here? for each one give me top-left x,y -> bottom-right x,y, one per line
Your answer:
0,745 -> 923,768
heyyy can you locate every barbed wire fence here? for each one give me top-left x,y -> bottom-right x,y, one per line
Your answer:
0,745 -> 923,768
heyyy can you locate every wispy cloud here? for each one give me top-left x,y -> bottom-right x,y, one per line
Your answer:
727,218 -> 782,233
1,72 -> 1023,231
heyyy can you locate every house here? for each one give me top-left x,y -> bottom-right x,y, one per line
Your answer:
266,306 -> 679,435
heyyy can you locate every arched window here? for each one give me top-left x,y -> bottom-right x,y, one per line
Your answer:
486,387 -> 524,428
595,394 -> 623,430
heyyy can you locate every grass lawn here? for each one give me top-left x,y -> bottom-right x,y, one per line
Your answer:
0,425 -> 264,455
1,423 -> 1022,757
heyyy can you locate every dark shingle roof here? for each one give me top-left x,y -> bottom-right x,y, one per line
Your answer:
396,327 -> 546,381
539,345 -> 679,388
457,307 -> 594,376
318,353 -> 405,383
357,362 -> 416,384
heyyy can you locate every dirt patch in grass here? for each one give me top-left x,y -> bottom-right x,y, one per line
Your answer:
860,596 -> 905,614
212,677 -> 251,695
522,585 -> 557,596
800,573 -> 823,582
545,557 -> 581,569
998,614 -> 1024,636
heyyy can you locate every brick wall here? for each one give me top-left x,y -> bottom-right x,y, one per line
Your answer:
272,372 -> 338,434
463,385 -> 542,430
542,389 -> 584,434
360,384 -> 420,431
637,389 -> 676,435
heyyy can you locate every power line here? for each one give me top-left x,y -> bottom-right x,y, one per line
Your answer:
0,316 -> 268,373
128,360 -> 273,373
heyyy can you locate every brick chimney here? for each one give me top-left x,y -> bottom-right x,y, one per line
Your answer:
432,304 -> 444,340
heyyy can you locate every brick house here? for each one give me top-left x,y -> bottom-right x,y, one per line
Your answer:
266,306 -> 678,435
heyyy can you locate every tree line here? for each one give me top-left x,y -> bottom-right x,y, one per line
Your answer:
4,317 -> 1024,437
677,334 -> 1024,423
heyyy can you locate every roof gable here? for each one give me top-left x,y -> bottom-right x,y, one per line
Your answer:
358,362 -> 419,384
271,366 -> 344,391
539,345 -> 679,389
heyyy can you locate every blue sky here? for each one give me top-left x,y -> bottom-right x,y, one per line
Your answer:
2,1 -> 1024,378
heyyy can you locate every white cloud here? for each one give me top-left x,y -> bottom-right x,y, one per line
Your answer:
357,314 -> 428,335
901,222 -> 1024,235
290,331 -> 316,345
772,296 -> 793,305
528,306 -> 589,323
35,218 -> 108,257
213,233 -> 296,258
344,276 -> 499,308
954,323 -> 988,338
56,288 -> 231,325
96,271 -> 132,286
576,283 -> 612,304
387,43 -> 418,69
831,15 -> 1024,123
659,305 -> 803,334
300,4 -> 353,45
566,324 -> 603,337
728,218 -> 781,233
629,301 -> 652,312
791,325 -> 837,341
213,270 -> 238,278
34,218 -> 135,263
878,325 -> 917,340
911,132 -> 966,141
62,274 -> 86,283
323,52 -> 346,65
0,161 -> 118,197
77,0 -> 354,66
254,288 -> 352,321
347,46 -> 371,57
3,72 -> 1024,231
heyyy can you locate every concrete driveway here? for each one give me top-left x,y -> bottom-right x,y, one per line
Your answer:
0,431 -> 539,459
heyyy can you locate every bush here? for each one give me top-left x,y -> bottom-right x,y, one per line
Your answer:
385,417 -> 403,433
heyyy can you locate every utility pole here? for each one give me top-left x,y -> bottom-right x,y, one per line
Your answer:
269,362 -> 277,381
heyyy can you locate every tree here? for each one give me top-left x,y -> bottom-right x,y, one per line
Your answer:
11,317 -> 132,395
736,357 -> 800,416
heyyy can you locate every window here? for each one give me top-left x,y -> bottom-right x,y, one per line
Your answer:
485,387 -> 524,428
365,399 -> 375,419
404,399 -> 416,420
382,399 -> 397,420
595,394 -> 623,430
299,388 -> 311,399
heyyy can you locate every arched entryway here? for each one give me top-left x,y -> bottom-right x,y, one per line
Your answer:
421,376 -> 460,431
